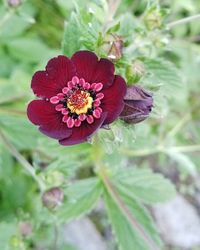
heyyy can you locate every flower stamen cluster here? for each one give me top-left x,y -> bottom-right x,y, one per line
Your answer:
49,76 -> 104,128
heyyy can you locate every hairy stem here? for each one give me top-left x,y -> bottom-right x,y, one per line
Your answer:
0,9 -> 15,30
52,224 -> 59,250
99,169 -> 159,250
166,113 -> 191,138
168,14 -> 200,28
121,144 -> 200,157
0,130 -> 45,192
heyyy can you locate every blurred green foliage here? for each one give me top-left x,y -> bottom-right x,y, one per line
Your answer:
0,0 -> 200,249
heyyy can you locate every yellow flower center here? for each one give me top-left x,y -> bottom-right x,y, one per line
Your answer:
67,90 -> 93,115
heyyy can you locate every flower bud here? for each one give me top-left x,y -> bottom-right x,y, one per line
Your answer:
143,7 -> 162,30
107,34 -> 123,61
126,60 -> 145,83
42,187 -> 64,209
19,222 -> 32,237
7,0 -> 21,7
120,85 -> 153,124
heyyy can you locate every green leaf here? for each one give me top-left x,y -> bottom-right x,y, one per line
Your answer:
62,7 -> 100,56
62,12 -> 82,57
143,58 -> 182,98
0,114 -> 40,150
57,178 -> 102,222
6,37 -> 53,63
0,222 -> 17,250
113,168 -> 176,204
104,188 -> 161,250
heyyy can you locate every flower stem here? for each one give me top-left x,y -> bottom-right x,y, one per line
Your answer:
99,168 -> 160,250
0,9 -> 15,31
168,14 -> 200,29
121,144 -> 200,157
0,130 -> 45,192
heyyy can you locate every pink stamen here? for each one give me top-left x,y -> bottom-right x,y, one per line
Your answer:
57,93 -> 64,100
87,115 -> 94,124
61,109 -> 69,115
93,99 -> 101,107
83,82 -> 90,90
66,117 -> 75,128
94,83 -> 103,92
55,104 -> 63,111
62,115 -> 69,123
68,81 -> 74,89
72,76 -> 79,85
74,119 -> 81,127
78,114 -> 86,121
62,87 -> 70,94
96,93 -> 104,100
90,83 -> 96,90
79,78 -> 85,87
96,107 -> 102,113
93,109 -> 101,119
50,96 -> 59,104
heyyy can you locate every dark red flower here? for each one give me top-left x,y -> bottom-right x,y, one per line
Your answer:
120,85 -> 153,124
27,51 -> 126,145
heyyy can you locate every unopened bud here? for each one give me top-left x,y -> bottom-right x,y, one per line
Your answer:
120,85 -> 153,124
42,187 -> 64,209
144,8 -> 162,30
8,0 -> 21,7
45,170 -> 65,187
126,60 -> 145,83
19,222 -> 32,237
107,34 -> 123,61
10,235 -> 24,249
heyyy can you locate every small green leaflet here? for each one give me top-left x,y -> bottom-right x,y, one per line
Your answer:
143,58 -> 182,97
57,178 -> 102,223
113,168 -> 176,204
62,9 -> 99,56
62,12 -> 81,57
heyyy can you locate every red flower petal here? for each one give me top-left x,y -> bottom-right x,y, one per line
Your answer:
101,75 -> 126,125
91,58 -> 115,88
71,51 -> 114,88
59,113 -> 107,146
31,56 -> 76,98
27,100 -> 72,140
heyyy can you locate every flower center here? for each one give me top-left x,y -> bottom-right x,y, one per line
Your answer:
67,90 -> 93,115
49,76 -> 105,128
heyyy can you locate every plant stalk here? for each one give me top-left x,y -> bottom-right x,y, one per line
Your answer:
168,14 -> 200,28
0,130 -> 45,192
121,144 -> 200,157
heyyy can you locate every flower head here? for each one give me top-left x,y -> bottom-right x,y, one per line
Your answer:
42,187 -> 64,209
120,85 -> 153,124
27,51 -> 126,145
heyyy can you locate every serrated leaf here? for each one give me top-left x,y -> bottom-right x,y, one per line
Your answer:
143,58 -> 182,97
57,178 -> 102,223
62,7 -> 101,56
104,188 -> 161,250
62,13 -> 81,57
113,168 -> 176,204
